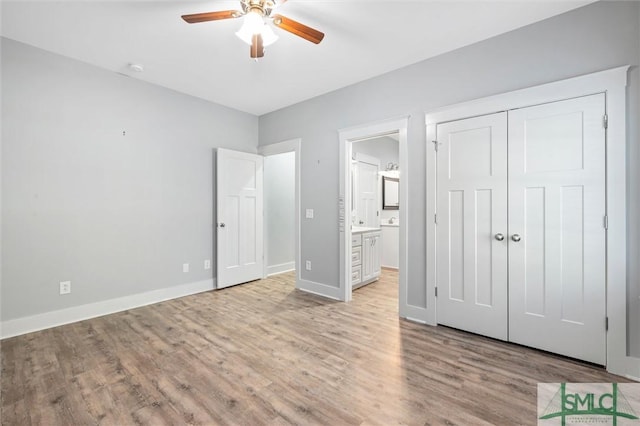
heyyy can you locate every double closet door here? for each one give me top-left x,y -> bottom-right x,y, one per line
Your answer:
436,94 -> 607,365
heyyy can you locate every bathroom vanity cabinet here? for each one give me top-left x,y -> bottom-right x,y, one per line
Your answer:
351,228 -> 381,289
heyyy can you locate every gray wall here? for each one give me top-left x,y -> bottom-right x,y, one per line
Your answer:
1,38 -> 259,321
264,151 -> 295,271
352,136 -> 399,170
258,1 -> 640,356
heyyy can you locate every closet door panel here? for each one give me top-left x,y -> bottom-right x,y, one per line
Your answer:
436,112 -> 508,340
508,94 -> 606,365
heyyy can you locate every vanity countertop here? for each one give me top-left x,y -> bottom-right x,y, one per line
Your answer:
351,226 -> 381,234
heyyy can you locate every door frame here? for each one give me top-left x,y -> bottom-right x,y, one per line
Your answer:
338,117 -> 409,308
258,139 -> 302,288
425,66 -> 635,378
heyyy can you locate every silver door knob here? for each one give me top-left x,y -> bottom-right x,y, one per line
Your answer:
495,233 -> 504,241
219,223 -> 226,228
511,234 -> 521,242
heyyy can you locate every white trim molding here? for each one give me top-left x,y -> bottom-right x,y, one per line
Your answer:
338,116 -> 410,320
297,279 -> 342,301
267,262 -> 296,276
1,278 -> 215,339
425,66 -> 637,378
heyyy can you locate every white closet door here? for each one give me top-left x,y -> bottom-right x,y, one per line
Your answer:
217,148 -> 264,289
436,112 -> 509,340
508,94 -> 606,364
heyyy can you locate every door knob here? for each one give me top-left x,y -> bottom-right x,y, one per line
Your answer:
511,234 -> 521,242
219,223 -> 226,228
495,233 -> 504,241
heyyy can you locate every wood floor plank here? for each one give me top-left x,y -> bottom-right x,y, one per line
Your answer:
1,270 -> 634,425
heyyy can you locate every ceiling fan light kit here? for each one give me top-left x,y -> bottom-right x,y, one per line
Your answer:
235,12 -> 278,47
181,0 -> 324,59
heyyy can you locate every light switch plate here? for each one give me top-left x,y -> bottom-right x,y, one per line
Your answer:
306,209 -> 314,219
183,263 -> 189,273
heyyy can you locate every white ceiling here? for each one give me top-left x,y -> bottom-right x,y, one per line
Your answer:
1,1 -> 594,116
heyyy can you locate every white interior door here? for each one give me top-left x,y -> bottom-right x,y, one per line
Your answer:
216,148 -> 264,289
356,155 -> 379,227
436,112 -> 509,340
508,94 -> 606,364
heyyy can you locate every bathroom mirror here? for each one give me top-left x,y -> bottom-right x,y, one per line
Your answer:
382,176 -> 399,210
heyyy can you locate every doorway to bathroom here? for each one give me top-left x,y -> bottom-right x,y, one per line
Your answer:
351,135 -> 400,293
338,117 -> 409,315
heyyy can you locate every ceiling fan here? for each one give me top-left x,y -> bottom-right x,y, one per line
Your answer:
182,0 -> 325,59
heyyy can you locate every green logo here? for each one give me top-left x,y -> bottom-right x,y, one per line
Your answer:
539,383 -> 639,425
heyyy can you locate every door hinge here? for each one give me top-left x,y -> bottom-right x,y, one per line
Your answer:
434,214 -> 438,224
606,317 -> 609,331
432,140 -> 438,152
435,287 -> 438,297
604,215 -> 608,230
603,114 -> 608,129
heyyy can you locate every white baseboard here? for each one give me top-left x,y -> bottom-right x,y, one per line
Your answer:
297,278 -> 342,301
625,374 -> 640,383
1,278 -> 215,339
267,261 -> 295,276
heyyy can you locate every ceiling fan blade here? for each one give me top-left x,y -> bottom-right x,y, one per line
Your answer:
272,14 -> 324,44
181,10 -> 241,24
250,34 -> 265,58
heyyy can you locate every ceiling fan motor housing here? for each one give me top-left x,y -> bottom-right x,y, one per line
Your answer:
241,0 -> 277,18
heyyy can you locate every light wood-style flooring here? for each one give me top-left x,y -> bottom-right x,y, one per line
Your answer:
1,270 -> 632,425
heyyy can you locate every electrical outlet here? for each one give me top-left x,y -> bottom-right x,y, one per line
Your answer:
204,259 -> 211,270
183,263 -> 189,273
59,281 -> 71,295
305,260 -> 312,271
306,209 -> 314,219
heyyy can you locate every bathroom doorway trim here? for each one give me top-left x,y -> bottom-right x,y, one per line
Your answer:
339,116 -> 414,319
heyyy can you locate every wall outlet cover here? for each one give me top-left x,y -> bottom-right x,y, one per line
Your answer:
59,281 -> 71,295
305,260 -> 312,270
183,263 -> 189,273
204,259 -> 211,270
305,209 -> 314,219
